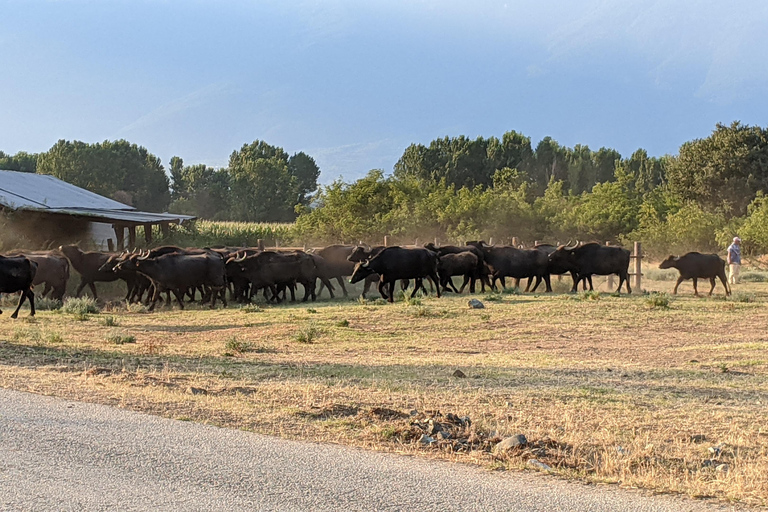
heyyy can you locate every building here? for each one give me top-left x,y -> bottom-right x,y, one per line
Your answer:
0,169 -> 194,250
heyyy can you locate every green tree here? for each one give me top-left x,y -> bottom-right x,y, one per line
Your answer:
666,121 -> 768,216
0,151 -> 39,173
288,152 -> 320,206
36,139 -> 170,211
167,157 -> 231,220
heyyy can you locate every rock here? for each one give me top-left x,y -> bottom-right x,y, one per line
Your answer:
528,459 -> 553,472
419,434 -> 436,445
494,434 -> 528,453
186,386 -> 207,395
452,369 -> 467,378
468,299 -> 484,309
690,434 -> 707,443
409,409 -> 419,416
437,431 -> 451,440
716,463 -> 729,473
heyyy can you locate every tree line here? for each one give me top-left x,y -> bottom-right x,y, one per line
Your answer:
3,121 -> 768,256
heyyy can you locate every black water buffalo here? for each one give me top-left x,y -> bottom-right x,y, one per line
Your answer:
346,245 -> 408,299
233,250 -> 330,303
436,252 -> 479,293
314,245 -> 357,297
548,243 -> 631,294
466,241 -> 550,291
58,245 -> 120,298
115,252 -> 227,310
349,246 -> 440,302
9,250 -> 70,301
0,254 -> 38,318
659,252 -> 730,296
424,243 -> 489,292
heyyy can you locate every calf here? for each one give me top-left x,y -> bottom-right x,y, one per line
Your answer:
659,252 -> 730,296
0,255 -> 38,318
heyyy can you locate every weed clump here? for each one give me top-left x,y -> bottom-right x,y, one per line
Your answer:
224,336 -> 254,354
335,319 -> 350,327
484,293 -> 503,302
730,292 -> 755,303
35,297 -> 63,311
106,331 -> 136,345
62,297 -> 100,315
645,292 -> 671,309
240,304 -> 263,313
101,315 -> 119,327
294,322 -> 320,344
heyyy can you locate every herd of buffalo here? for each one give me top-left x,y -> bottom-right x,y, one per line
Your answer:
0,241 -> 732,318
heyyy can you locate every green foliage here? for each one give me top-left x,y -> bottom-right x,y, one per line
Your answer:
106,332 -> 136,345
164,220 -> 295,247
168,157 -> 231,219
0,150 -> 39,173
35,297 -> 63,311
730,292 -> 755,303
666,122 -> 768,217
575,290 -> 601,301
37,139 -> 170,211
294,322 -> 320,344
335,319 -> 350,327
62,297 -> 100,315
101,315 -> 119,327
224,336 -> 254,353
228,141 -> 319,222
644,292 -> 671,309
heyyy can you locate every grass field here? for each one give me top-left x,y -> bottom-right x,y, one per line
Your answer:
1,273 -> 766,507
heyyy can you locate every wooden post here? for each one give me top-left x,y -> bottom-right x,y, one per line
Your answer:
434,237 -> 439,246
414,238 -> 419,247
257,239 -> 265,250
633,241 -> 643,293
143,223 -> 153,244
160,223 -> 170,239
107,239 -> 115,252
128,226 -> 137,249
511,237 -> 519,247
489,237 -> 494,246
384,235 -> 389,246
114,225 -> 125,250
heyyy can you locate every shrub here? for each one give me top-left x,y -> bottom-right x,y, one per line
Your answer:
294,322 -> 320,344
335,319 -> 350,327
645,292 -> 671,309
101,315 -> 119,327
106,331 -> 136,345
63,297 -> 100,315
739,272 -> 768,283
484,293 -> 503,302
576,290 -> 601,301
35,297 -> 63,311
45,332 -> 64,343
730,292 -> 755,303
224,336 -> 254,353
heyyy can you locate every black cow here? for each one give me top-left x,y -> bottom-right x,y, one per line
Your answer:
58,245 -> 120,298
349,246 -> 440,302
115,252 -> 227,310
0,255 -> 38,318
659,252 -> 730,296
233,251 -> 329,303
436,252 -> 479,293
466,241 -> 550,291
548,243 -> 631,294
424,243 -> 489,292
314,245 -> 357,297
9,250 -> 70,301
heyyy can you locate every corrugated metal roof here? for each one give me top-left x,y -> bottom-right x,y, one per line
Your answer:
0,170 -> 134,210
44,208 -> 195,225
0,169 -> 195,225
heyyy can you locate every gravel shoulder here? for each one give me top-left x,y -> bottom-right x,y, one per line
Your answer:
0,388 -> 745,511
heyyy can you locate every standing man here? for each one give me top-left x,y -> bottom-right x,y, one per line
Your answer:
727,236 -> 742,285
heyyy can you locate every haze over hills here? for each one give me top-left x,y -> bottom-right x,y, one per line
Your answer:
2,1 -> 767,182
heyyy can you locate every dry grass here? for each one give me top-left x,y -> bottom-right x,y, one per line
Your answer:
1,274 -> 766,507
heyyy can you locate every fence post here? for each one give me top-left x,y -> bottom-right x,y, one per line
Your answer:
384,235 -> 389,246
489,237 -> 494,246
511,237 -> 519,247
414,238 -> 419,247
257,239 -> 265,250
633,241 -> 643,293
434,237 -> 439,247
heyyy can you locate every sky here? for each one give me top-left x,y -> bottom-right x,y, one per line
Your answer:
2,0 -> 768,184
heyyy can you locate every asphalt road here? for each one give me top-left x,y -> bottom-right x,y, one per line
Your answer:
0,388 -> 742,511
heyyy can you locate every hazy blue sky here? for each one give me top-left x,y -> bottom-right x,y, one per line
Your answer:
2,1 -> 767,182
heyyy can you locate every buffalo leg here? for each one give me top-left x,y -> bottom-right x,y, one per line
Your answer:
172,289 -> 185,309
88,282 -> 99,299
543,275 -> 553,292
623,272 -> 631,294
335,276 -> 348,297
388,280 -> 396,303
718,271 -> 730,296
672,276 -> 683,294
75,280 -> 87,298
692,278 -> 699,297
708,277 -> 716,296
429,271 -> 441,298
321,278 -> 335,299
446,276 -> 460,294
10,288 -> 31,318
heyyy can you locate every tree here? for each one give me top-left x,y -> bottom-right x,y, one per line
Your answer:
167,157 -> 231,219
36,139 -> 170,211
666,121 -> 768,216
288,152 -> 320,206
0,151 -> 39,173
228,141 -> 297,222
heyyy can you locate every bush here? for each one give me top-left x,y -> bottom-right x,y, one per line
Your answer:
730,292 -> 755,303
294,323 -> 320,344
740,272 -> 768,283
35,297 -> 63,311
62,297 -> 100,315
644,268 -> 679,282
645,292 -> 671,309
576,290 -> 601,301
106,331 -> 136,344
101,315 -> 119,327
224,336 -> 254,353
